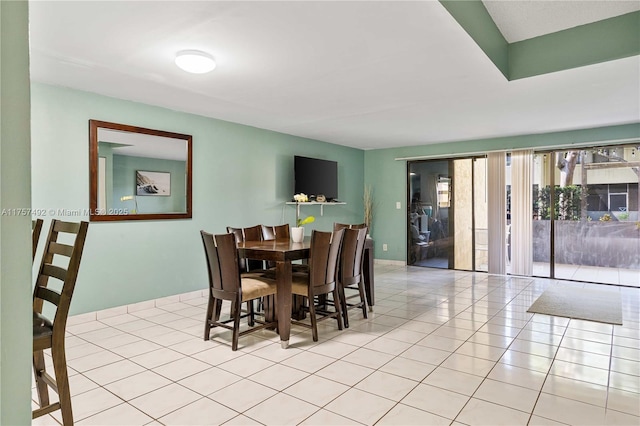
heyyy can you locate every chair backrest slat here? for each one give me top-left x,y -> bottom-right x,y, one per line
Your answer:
243,225 -> 262,241
53,220 -> 81,233
227,227 -> 243,243
226,225 -> 263,272
333,222 -> 366,231
309,229 -> 344,289
216,234 -> 241,294
32,219 -> 44,261
201,231 -> 241,301
262,224 -> 290,241
42,264 -> 68,282
34,286 -> 62,307
327,229 -> 344,284
49,241 -> 74,257
340,228 -> 367,285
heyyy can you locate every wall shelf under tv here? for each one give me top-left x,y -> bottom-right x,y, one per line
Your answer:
285,201 -> 346,216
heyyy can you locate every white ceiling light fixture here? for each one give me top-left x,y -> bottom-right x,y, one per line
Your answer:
175,50 -> 216,74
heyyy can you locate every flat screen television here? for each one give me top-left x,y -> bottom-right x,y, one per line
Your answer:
294,156 -> 338,201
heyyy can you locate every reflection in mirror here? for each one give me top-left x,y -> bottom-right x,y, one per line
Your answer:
89,120 -> 192,221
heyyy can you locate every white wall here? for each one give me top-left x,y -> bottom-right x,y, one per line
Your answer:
0,1 -> 32,423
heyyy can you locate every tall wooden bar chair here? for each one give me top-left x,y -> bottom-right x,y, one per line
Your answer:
33,220 -> 89,426
334,223 -> 374,310
337,227 -> 368,328
227,225 -> 265,273
333,222 -> 367,231
291,229 -> 345,341
226,225 -> 269,322
261,223 -> 290,241
32,218 -> 44,261
201,231 -> 278,350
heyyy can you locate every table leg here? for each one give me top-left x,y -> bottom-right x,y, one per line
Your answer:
276,260 -> 292,348
363,246 -> 375,309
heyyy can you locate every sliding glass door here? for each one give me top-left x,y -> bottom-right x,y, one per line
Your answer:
407,144 -> 639,286
408,160 -> 450,268
533,145 -> 640,286
532,152 -> 551,277
408,157 -> 488,271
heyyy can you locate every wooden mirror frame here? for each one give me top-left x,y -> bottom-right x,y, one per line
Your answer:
89,120 -> 193,221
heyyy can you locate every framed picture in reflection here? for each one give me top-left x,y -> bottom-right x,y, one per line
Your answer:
136,170 -> 171,196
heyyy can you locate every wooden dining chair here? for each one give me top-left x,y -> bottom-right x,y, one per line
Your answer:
201,231 -> 278,350
333,222 -> 367,230
32,218 -> 44,261
32,220 -> 89,426
227,225 -> 265,273
227,225 -> 270,316
337,227 -> 368,328
261,223 -> 290,241
291,229 -> 345,341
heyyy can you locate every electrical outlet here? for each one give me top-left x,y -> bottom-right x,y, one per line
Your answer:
396,202 -> 401,209
383,243 -> 388,251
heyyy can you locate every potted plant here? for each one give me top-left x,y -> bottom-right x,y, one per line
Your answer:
363,185 -> 374,238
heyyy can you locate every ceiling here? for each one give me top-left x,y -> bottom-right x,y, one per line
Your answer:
483,0 -> 640,42
28,1 -> 640,150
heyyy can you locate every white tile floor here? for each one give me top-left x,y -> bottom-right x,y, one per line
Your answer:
34,265 -> 640,425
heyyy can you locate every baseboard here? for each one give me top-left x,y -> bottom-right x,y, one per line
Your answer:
68,288 -> 208,326
374,259 -> 405,266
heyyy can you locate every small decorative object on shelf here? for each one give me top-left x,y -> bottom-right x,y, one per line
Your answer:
293,193 -> 309,202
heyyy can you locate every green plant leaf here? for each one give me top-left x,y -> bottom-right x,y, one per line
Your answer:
297,216 -> 315,226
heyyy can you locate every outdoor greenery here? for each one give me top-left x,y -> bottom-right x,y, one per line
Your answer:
535,185 -> 584,221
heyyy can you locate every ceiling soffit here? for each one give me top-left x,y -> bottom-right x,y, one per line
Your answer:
440,0 -> 640,81
483,0 -> 640,43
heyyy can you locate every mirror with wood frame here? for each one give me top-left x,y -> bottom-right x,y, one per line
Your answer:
89,120 -> 192,221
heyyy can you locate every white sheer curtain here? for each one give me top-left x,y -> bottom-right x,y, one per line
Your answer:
487,152 -> 506,275
511,149 -> 533,276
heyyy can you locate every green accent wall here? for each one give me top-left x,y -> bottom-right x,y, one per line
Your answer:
364,123 -> 640,262
31,83 -> 364,314
440,1 -> 640,80
439,0 -> 509,79
0,1 -> 32,424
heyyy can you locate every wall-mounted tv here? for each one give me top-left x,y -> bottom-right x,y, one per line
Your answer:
294,156 -> 338,201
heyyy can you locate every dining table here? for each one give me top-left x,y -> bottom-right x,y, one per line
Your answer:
237,238 -> 310,348
237,236 -> 375,349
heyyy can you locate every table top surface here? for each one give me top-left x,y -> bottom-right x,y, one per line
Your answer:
237,236 -> 372,260
237,238 -> 310,261
238,238 -> 309,250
